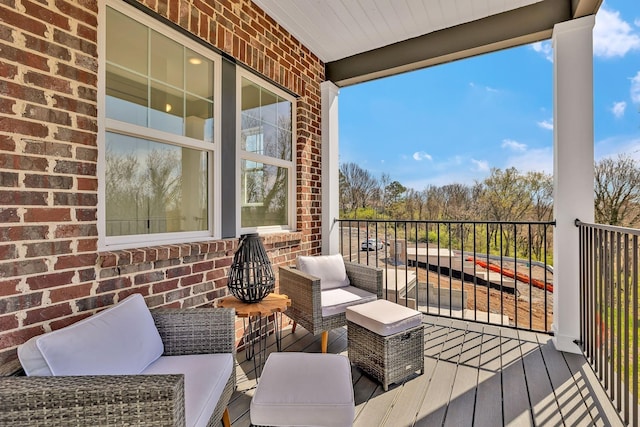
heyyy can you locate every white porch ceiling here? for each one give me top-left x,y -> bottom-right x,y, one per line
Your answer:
253,0 -> 541,63
252,0 -> 603,86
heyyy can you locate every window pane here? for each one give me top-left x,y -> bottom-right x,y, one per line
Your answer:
276,97 -> 291,130
106,64 -> 148,126
106,132 -> 208,236
241,79 -> 260,122
149,81 -> 184,135
185,94 -> 213,142
150,31 -> 184,89
241,160 -> 288,227
260,89 -> 277,125
186,51 -> 214,98
106,8 -> 147,75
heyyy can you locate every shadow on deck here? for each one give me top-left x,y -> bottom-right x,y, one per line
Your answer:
228,314 -> 623,427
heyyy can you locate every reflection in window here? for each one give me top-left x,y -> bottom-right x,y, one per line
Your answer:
106,7 -> 214,143
241,160 -> 288,227
239,74 -> 294,230
104,4 -> 217,244
105,133 -> 208,236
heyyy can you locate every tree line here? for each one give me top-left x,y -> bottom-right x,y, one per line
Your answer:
340,154 -> 640,228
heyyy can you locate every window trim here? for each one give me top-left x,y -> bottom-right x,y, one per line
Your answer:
236,68 -> 296,235
98,0 -> 222,251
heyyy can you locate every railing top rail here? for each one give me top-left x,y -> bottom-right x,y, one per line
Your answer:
575,219 -> 640,236
336,218 -> 556,226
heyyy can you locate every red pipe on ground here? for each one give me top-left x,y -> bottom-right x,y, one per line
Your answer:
466,257 -> 554,293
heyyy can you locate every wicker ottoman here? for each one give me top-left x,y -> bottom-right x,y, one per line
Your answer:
346,299 -> 424,391
250,352 -> 355,427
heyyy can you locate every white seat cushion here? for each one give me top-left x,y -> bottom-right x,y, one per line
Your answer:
251,352 -> 354,427
346,299 -> 422,336
297,254 -> 350,290
142,353 -> 234,427
20,293 -> 163,376
321,286 -> 377,317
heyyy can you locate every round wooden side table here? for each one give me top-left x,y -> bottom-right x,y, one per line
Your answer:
217,293 -> 291,377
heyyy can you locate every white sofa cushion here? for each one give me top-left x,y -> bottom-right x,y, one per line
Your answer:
346,299 -> 422,336
251,352 -> 354,427
321,286 -> 377,317
17,334 -> 53,376
297,254 -> 350,290
142,353 -> 234,427
27,293 -> 163,376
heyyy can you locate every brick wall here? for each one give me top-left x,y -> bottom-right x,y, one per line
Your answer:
0,0 -> 324,372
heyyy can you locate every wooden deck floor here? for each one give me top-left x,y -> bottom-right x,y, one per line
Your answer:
227,315 -> 624,427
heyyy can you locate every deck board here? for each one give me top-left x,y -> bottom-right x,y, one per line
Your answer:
228,314 -> 624,427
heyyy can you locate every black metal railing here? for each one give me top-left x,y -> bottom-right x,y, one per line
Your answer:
337,219 -> 554,333
577,220 -> 639,426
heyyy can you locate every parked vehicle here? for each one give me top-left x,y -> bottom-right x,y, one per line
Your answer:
361,238 -> 384,251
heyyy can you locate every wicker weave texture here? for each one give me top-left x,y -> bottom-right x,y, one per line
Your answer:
279,261 -> 384,336
0,307 -> 237,427
347,321 -> 424,391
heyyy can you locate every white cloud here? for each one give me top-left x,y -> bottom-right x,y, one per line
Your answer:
632,71 -> 640,103
595,135 -> 640,161
471,159 -> 490,172
594,6 -> 640,58
501,139 -> 527,152
412,151 -> 432,161
611,101 -> 627,118
635,18 -> 640,27
505,147 -> 553,175
537,119 -> 554,130
531,41 -> 553,62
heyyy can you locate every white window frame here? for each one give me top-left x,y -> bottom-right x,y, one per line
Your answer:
97,0 -> 222,251
236,69 -> 296,234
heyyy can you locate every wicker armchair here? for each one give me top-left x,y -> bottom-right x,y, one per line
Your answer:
280,260 -> 383,353
0,307 -> 236,427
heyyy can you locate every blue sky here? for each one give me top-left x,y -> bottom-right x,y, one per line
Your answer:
339,1 -> 640,190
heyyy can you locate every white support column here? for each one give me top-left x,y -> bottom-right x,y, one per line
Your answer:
552,15 -> 595,354
321,81 -> 340,255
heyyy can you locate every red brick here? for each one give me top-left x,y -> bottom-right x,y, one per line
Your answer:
24,208 -> 72,222
77,177 -> 98,191
193,260 -> 214,273
23,0 -> 71,30
24,240 -> 72,258
167,265 -> 191,279
0,207 -> 19,222
53,28 -> 97,57
0,279 -> 20,297
0,5 -> 47,37
54,223 -> 97,238
54,253 -> 98,270
0,116 -> 48,137
24,303 -> 73,326
0,292 -> 43,312
153,279 -> 179,293
0,326 -> 44,349
0,244 -> 17,260
77,238 -> 97,252
54,0 -> 97,27
54,127 -> 96,146
97,276 -> 132,293
24,71 -> 72,94
26,271 -> 75,290
23,104 -> 71,125
48,283 -> 93,303
180,273 -> 203,287
0,313 -> 18,331
0,225 -> 49,241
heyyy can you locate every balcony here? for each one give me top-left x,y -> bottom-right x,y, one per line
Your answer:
227,219 -> 638,426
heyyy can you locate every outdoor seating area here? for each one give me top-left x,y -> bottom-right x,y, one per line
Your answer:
2,295 -> 236,427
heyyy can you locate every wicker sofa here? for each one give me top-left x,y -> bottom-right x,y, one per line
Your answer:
280,255 -> 383,353
0,294 -> 236,427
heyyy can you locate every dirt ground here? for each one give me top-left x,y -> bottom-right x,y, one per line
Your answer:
416,268 -> 553,332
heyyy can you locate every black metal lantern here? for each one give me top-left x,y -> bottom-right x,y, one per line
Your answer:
227,233 -> 275,303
